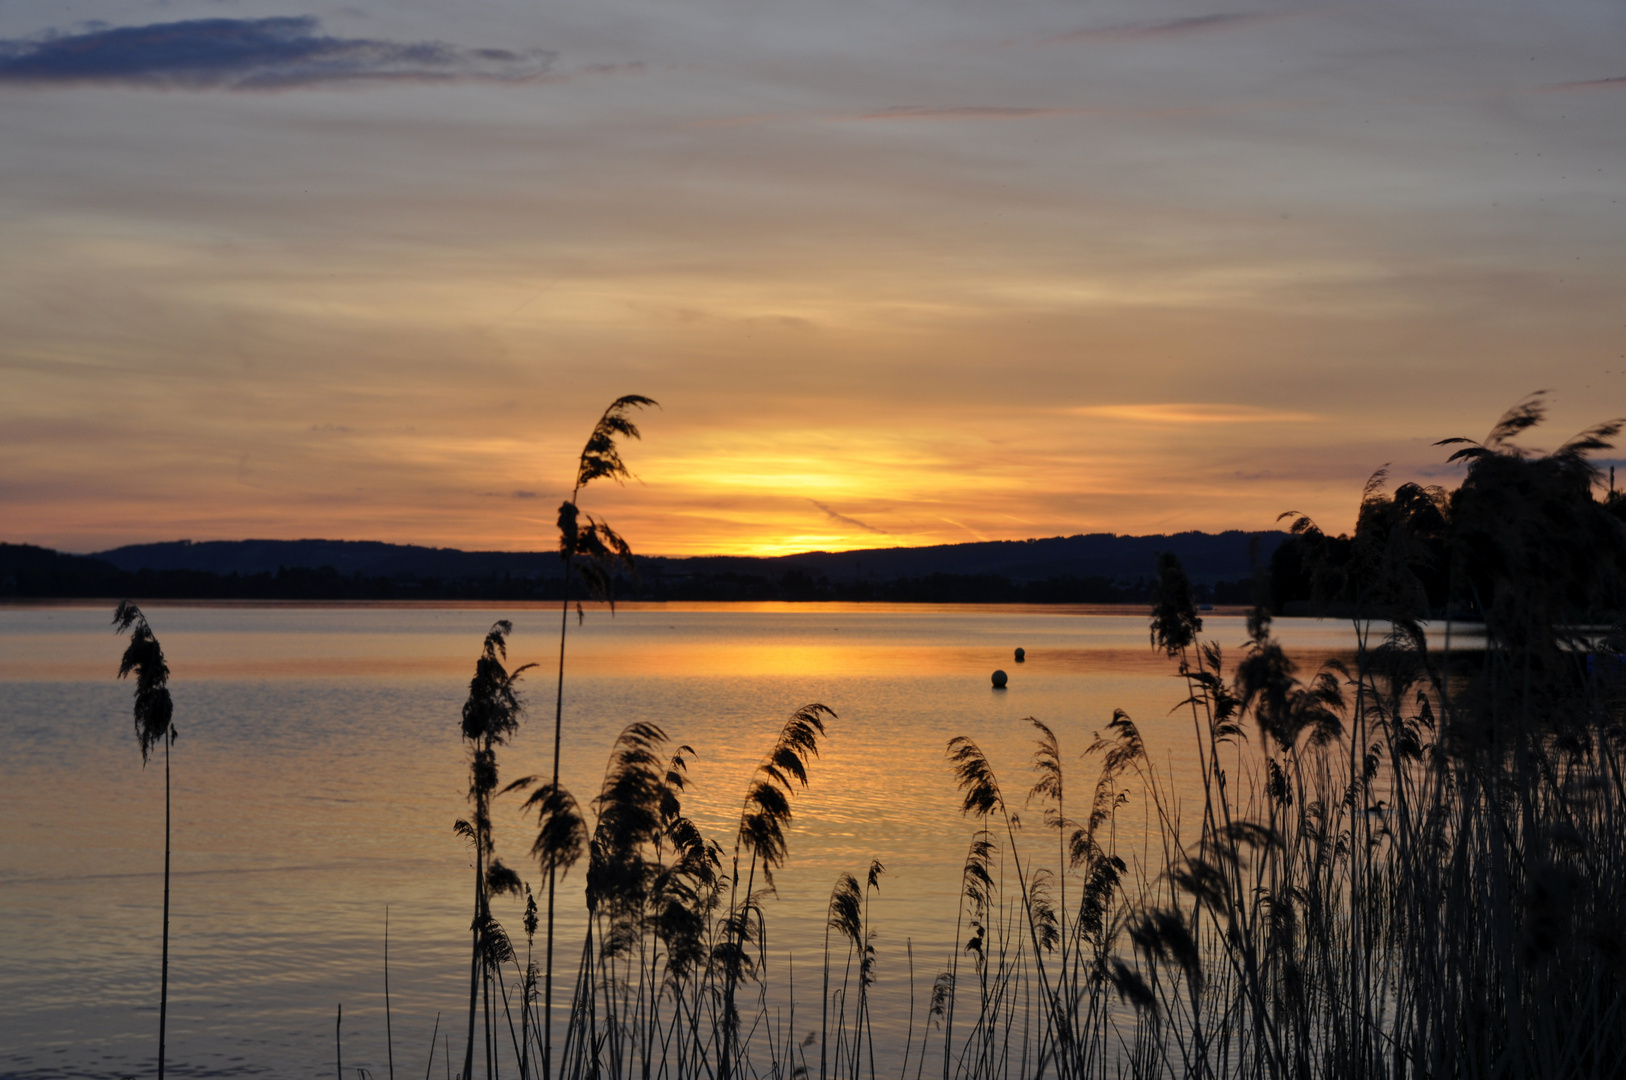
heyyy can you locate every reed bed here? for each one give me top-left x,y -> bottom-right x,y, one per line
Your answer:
113,397 -> 1624,1080
445,399 -> 1624,1080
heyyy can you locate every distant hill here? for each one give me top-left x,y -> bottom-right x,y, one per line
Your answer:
1,531 -> 1285,604
90,532 -> 1281,587
0,543 -> 128,596
93,538 -> 560,580
655,531 -> 1281,587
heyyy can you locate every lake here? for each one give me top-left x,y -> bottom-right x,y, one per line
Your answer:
0,601 -> 1376,1079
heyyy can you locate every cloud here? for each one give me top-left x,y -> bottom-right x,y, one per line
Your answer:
850,105 -> 1074,122
1039,12 -> 1282,46
1066,404 -> 1321,425
809,499 -> 888,535
0,17 -> 554,90
1539,76 -> 1626,92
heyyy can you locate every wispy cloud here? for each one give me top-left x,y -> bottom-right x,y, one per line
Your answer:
785,99 -> 1283,127
0,17 -> 554,90
849,105 -> 1074,122
1039,12 -> 1282,46
1539,75 -> 1626,92
1066,404 -> 1321,424
810,499 -> 888,534
937,517 -> 988,543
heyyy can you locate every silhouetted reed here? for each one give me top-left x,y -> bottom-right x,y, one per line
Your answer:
491,704 -> 832,1080
419,397 -> 1623,1080
456,620 -> 536,1080
1090,397 -> 1626,1079
113,600 -> 177,1080
543,394 -> 657,1080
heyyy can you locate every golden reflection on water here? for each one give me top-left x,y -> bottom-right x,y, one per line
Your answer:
0,602 -> 1426,1077
0,600 -> 1396,682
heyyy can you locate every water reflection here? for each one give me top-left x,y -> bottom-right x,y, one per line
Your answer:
0,602 -> 1410,1078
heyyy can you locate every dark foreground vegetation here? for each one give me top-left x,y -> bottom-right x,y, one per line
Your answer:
111,395 -> 1626,1080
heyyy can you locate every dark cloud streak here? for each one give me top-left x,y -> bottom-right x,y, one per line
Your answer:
852,105 -> 1074,121
0,17 -> 554,90
1539,75 -> 1626,92
810,500 -> 888,535
1040,12 -> 1281,46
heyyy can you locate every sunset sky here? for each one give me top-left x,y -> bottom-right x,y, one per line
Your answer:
3,0 -> 1623,556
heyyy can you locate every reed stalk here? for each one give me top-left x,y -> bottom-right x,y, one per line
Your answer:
542,394 -> 656,1080
426,396 -> 1625,1080
113,601 -> 176,1080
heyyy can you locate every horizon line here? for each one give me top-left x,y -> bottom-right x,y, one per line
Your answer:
12,526 -> 1291,563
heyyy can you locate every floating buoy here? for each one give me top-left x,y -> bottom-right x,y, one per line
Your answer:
1014,647 -> 1025,663
991,669 -> 1008,689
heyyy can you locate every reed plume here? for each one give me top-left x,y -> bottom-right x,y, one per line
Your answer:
113,601 -> 176,1080
457,620 -> 535,1080
511,722 -> 725,1080
416,395 -> 1624,1080
1088,398 -> 1626,1080
541,394 -> 656,1080
718,703 -> 834,1080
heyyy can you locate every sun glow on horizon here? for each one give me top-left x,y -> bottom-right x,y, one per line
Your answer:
3,0 -> 1620,557
10,394 -> 1516,557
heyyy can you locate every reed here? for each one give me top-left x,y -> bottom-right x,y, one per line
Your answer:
456,620 -> 536,1080
495,704 -> 832,1080
1092,397 -> 1626,1079
415,396 -> 1623,1080
113,600 -> 177,1080
543,394 -> 657,1080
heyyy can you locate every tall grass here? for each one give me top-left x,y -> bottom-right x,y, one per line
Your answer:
500,704 -> 833,1080
432,397 -> 1623,1080
544,394 -> 657,1080
1096,399 -> 1626,1079
456,620 -> 535,1080
113,600 -> 177,1080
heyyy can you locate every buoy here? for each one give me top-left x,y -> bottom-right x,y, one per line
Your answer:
1014,647 -> 1025,663
991,669 -> 1008,689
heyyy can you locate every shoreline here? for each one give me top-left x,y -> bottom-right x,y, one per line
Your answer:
0,596 -> 1198,615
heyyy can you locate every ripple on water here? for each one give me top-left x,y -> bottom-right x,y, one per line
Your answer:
0,603 -> 1376,1077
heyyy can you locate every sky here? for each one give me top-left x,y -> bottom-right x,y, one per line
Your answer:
2,0 -> 1623,557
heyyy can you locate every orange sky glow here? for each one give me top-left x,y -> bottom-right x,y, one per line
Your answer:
2,1 -> 1623,557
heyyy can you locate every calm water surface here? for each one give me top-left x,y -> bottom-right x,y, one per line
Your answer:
0,602 -> 1375,1078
